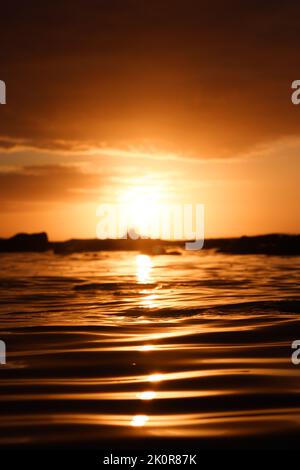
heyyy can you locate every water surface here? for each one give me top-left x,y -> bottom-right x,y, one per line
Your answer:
0,250 -> 299,448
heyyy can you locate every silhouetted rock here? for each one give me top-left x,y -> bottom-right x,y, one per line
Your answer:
50,238 -> 179,254
0,232 -> 49,252
51,234 -> 300,255
204,234 -> 300,256
0,232 -> 299,255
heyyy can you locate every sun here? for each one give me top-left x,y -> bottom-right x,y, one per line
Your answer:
118,182 -> 163,238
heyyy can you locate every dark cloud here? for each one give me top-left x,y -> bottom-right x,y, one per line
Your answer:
0,165 -> 108,202
0,0 -> 299,156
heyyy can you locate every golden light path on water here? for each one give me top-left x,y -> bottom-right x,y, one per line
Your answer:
0,250 -> 299,446
135,254 -> 153,283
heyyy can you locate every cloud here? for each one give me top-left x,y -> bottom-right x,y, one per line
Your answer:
0,1 -> 300,158
0,164 -> 111,203
0,136 -> 192,164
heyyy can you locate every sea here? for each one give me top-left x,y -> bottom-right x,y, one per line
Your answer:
0,250 -> 299,450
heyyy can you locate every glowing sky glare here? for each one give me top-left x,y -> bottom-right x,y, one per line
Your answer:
1,2 -> 299,240
118,183 -> 164,238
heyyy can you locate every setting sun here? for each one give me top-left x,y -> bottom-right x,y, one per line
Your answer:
119,183 -> 164,238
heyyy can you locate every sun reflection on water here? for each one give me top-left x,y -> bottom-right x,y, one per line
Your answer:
135,254 -> 153,283
130,415 -> 149,427
147,373 -> 164,382
139,344 -> 154,351
136,391 -> 156,400
140,294 -> 158,309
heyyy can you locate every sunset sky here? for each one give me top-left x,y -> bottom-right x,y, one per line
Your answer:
0,0 -> 299,239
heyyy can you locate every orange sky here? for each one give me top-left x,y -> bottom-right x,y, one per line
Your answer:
0,1 -> 299,240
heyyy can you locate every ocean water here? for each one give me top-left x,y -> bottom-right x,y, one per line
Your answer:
0,250 -> 299,449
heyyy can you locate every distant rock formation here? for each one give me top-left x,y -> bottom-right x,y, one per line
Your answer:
0,232 -> 299,256
50,238 -> 172,255
0,232 -> 49,252
204,234 -> 300,256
